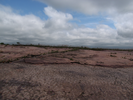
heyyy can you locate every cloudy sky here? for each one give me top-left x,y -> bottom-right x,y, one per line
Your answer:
0,0 -> 133,49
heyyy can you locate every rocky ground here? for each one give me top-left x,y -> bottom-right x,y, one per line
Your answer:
0,45 -> 133,100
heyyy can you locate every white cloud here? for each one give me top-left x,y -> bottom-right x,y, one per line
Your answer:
37,0 -> 133,15
0,4 -> 133,48
0,4 -> 45,43
36,0 -> 133,43
43,6 -> 73,32
44,6 -> 73,20
113,13 -> 133,38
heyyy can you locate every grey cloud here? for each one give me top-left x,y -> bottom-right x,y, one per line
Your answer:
37,0 -> 133,14
117,30 -> 133,38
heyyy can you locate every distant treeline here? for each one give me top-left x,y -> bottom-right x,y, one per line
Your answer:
0,42 -> 133,51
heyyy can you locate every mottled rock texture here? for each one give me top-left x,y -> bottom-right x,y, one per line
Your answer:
0,45 -> 133,99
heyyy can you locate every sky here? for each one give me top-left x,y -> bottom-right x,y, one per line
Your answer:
0,0 -> 133,49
